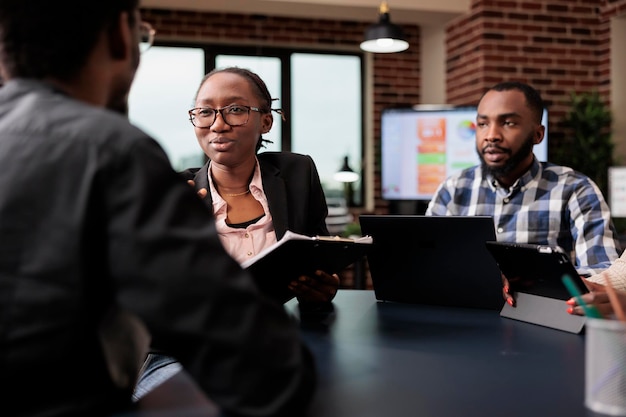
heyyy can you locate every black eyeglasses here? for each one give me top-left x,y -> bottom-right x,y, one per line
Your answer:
139,21 -> 156,53
188,104 -> 261,129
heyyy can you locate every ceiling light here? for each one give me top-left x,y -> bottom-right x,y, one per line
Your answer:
333,156 -> 360,183
360,1 -> 409,54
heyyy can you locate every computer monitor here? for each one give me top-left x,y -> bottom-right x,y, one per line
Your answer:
381,106 -> 548,201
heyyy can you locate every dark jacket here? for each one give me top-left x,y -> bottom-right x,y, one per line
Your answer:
0,79 -> 315,417
182,151 -> 330,240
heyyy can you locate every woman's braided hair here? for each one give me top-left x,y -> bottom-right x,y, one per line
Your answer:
196,66 -> 285,152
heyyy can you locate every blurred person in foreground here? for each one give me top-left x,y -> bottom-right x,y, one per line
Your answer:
425,81 -> 621,307
0,1 -> 315,416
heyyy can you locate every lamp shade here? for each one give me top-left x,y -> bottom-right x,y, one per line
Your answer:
360,2 -> 408,53
333,156 -> 360,183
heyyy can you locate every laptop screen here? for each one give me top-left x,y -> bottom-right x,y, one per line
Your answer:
359,215 -> 504,310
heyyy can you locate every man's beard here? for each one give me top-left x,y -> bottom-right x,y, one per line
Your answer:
478,132 -> 535,178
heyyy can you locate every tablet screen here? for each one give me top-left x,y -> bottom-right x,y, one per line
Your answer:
485,241 -> 589,301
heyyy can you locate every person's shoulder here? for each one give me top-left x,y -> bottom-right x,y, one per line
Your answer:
43,89 -> 146,142
258,151 -> 315,168
541,161 -> 589,179
457,164 -> 480,177
258,151 -> 312,162
540,161 -> 602,187
87,106 -> 146,138
179,167 -> 202,180
5,79 -> 149,147
541,160 -> 574,173
446,164 -> 480,184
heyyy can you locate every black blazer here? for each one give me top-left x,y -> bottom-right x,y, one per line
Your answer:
182,151 -> 329,240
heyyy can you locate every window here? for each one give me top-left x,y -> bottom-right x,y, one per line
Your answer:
129,44 -> 363,206
129,46 -> 206,170
291,53 -> 362,203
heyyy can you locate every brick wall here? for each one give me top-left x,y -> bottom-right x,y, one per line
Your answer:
447,0 -> 626,156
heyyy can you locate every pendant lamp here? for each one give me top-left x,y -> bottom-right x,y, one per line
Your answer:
333,156 -> 360,183
360,1 -> 409,53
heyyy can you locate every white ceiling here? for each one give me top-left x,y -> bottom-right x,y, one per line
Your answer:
141,0 -> 470,26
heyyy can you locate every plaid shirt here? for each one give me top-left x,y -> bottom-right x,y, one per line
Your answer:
426,158 -> 621,276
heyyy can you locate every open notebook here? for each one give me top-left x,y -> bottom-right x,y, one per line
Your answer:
242,231 -> 372,304
359,215 -> 505,310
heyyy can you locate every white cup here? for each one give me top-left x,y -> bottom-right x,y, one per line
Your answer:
586,318 -> 626,415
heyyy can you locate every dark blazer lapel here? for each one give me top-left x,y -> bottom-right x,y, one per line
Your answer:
260,162 -> 289,240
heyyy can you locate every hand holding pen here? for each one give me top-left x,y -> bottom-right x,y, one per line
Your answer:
563,275 -> 602,318
565,273 -> 626,319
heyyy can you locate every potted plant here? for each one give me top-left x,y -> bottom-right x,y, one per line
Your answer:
553,90 -> 626,237
554,90 -> 613,198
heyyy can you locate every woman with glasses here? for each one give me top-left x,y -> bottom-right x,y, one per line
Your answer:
135,67 -> 338,401
185,66 -> 340,306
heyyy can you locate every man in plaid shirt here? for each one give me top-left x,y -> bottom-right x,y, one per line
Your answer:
426,81 -> 621,284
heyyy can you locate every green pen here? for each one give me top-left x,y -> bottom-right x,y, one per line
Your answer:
561,275 -> 603,319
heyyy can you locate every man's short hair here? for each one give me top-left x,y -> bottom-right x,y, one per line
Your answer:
0,0 -> 139,80
481,81 -> 545,124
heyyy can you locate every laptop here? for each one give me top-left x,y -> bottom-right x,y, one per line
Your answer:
485,241 -> 588,334
359,215 -> 505,310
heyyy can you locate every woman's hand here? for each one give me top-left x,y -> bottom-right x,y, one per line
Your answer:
502,273 -> 515,307
187,179 -> 207,198
502,272 -> 540,308
566,280 -> 626,317
289,270 -> 340,304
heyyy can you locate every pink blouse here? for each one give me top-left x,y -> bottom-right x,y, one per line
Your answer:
207,159 -> 277,265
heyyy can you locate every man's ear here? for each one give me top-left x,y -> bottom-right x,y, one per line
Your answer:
108,12 -> 132,60
534,125 -> 545,144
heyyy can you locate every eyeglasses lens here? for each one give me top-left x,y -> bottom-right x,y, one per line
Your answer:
190,107 -> 251,128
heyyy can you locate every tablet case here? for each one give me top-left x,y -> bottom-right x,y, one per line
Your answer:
485,241 -> 587,334
242,231 -> 372,304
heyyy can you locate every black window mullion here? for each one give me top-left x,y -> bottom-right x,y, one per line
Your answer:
280,53 -> 291,151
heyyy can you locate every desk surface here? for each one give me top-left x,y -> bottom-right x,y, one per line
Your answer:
287,290 -> 592,417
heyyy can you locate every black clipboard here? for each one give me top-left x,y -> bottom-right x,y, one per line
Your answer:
485,241 -> 588,333
242,231 -> 372,304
